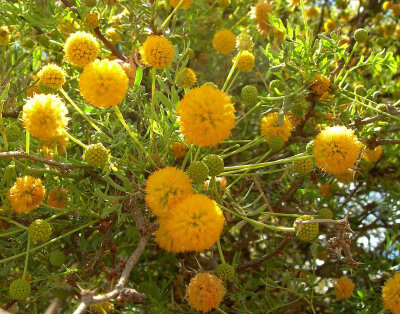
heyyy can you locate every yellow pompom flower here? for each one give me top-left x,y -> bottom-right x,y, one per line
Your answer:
38,64 -> 66,90
140,35 -> 174,69
186,273 -> 226,312
335,168 -> 355,184
8,176 -> 46,214
22,94 -> 69,141
171,142 -> 188,159
212,29 -> 236,54
310,74 -> 330,95
335,276 -> 355,300
105,27 -> 121,45
79,59 -> 128,108
177,86 -> 235,147
0,26 -> 10,45
145,167 -> 193,217
313,126 -> 362,175
155,194 -> 224,252
260,112 -> 293,143
170,0 -> 192,9
306,7 -> 320,18
176,67 -> 197,88
84,13 -> 99,29
64,31 -> 99,68
363,145 -> 383,163
382,273 -> 400,314
234,51 -> 255,72
252,1 -> 272,24
324,19 -> 336,32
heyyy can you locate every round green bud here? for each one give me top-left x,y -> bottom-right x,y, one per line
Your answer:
203,154 -> 224,176
241,85 -> 258,103
38,35 -> 50,47
50,250 -> 66,267
291,102 -> 307,119
236,33 -> 254,51
184,48 -> 195,60
318,208 -> 333,219
85,143 -> 109,167
306,140 -> 315,155
340,111 -> 351,123
5,123 -> 21,142
377,103 -> 388,112
268,136 -> 285,151
187,161 -> 209,184
354,28 -> 368,43
354,84 -> 366,96
9,279 -> 31,301
293,215 -> 319,241
218,0 -> 230,8
23,38 -> 35,48
214,17 -> 223,27
269,79 -> 285,95
216,263 -> 235,281
293,158 -> 314,175
29,219 -> 52,244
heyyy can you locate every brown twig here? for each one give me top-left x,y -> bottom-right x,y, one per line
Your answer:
236,233 -> 293,272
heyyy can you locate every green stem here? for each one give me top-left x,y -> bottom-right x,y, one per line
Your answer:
217,239 -> 226,264
336,42 -> 358,86
23,237 -> 31,278
150,68 -> 157,148
221,204 -> 295,233
221,136 -> 264,158
216,307 -> 228,314
0,220 -> 98,264
225,71 -> 240,94
113,106 -> 157,168
0,229 -> 25,238
26,129 -> 30,154
222,167 -> 288,177
64,130 -> 88,149
193,146 -> 201,162
258,86 -> 307,101
60,88 -> 103,134
0,216 -> 28,230
160,0 -> 185,30
236,102 -> 261,125
222,51 -> 242,93
0,98 -> 8,151
181,144 -> 194,169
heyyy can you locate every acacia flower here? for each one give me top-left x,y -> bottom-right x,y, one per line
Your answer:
79,59 -> 128,108
212,29 -> 236,54
38,64 -> 66,90
140,35 -> 174,69
260,112 -> 293,143
382,273 -> 400,314
335,276 -> 355,299
64,31 -> 99,67
177,86 -> 235,147
8,176 -> 46,214
363,145 -> 383,163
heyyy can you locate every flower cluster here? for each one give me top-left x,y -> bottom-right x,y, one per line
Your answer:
212,29 -> 236,54
140,35 -> 174,69
8,176 -> 46,214
64,32 -> 99,68
260,112 -> 293,143
335,276 -> 355,299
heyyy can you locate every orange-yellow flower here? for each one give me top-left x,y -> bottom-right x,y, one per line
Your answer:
382,273 -> 400,314
84,13 -> 99,29
8,176 -> 46,214
335,276 -> 355,299
313,126 -> 362,175
177,86 -> 235,147
140,35 -> 174,69
171,142 -> 188,159
260,112 -> 293,143
310,74 -> 330,95
47,187 -> 69,209
363,146 -> 383,163
79,59 -> 128,108
186,273 -> 226,312
234,51 -> 255,72
170,0 -> 192,9
64,31 -> 99,68
22,94 -> 69,141
37,64 -> 66,90
176,67 -> 197,88
145,167 -> 193,217
212,29 -> 236,54
155,194 -> 224,252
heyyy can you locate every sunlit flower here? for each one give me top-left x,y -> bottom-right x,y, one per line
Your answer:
335,276 -> 355,300
64,31 -> 99,67
38,64 -> 66,90
260,112 -> 293,143
140,35 -> 174,69
382,273 -> 400,314
8,176 -> 46,214
212,29 -> 236,54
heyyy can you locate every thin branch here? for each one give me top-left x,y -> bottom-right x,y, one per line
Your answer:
236,233 -> 293,272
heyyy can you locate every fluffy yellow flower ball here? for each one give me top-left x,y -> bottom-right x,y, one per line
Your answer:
186,273 -> 226,312
177,86 -> 235,147
38,64 -> 66,89
260,112 -> 293,142
324,19 -> 336,32
252,1 -> 272,24
64,31 -> 99,68
234,50 -> 255,72
176,67 -> 197,88
313,126 -> 362,175
22,94 -> 69,141
84,13 -> 99,29
8,176 -> 46,214
79,59 -> 129,108
306,6 -> 320,18
145,167 -> 193,217
212,29 -> 236,54
0,26 -> 10,45
140,35 -> 174,69
105,27 -> 121,44
155,194 -> 224,252
382,273 -> 400,314
335,276 -> 355,300
363,145 -> 383,163
335,168 -> 355,184
170,0 -> 192,9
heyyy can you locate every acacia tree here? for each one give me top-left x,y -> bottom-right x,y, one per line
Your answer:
1,0 -> 400,313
